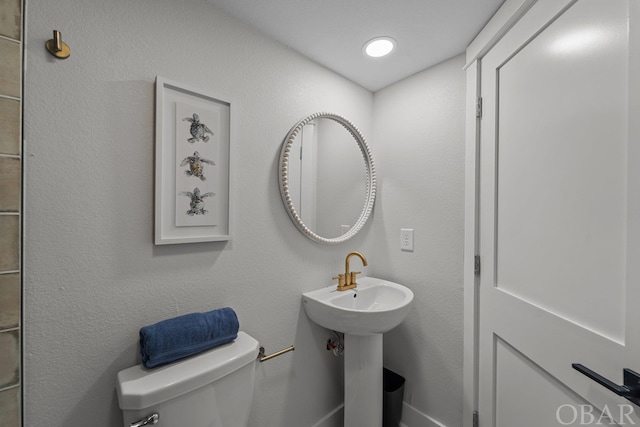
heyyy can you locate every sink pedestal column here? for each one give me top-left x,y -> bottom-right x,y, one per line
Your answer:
344,333 -> 383,427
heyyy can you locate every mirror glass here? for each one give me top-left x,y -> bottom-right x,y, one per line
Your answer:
278,112 -> 376,244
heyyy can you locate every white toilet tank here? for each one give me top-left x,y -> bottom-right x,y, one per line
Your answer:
116,331 -> 259,427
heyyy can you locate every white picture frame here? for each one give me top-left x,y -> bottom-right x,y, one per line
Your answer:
155,77 -> 231,244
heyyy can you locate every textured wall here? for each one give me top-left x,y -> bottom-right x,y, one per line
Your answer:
23,1 -> 372,426
367,55 -> 466,427
23,1 -> 467,426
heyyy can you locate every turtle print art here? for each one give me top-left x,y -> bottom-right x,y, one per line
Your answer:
180,151 -> 215,180
183,113 -> 214,143
174,102 -> 220,227
179,187 -> 216,216
155,78 -> 231,244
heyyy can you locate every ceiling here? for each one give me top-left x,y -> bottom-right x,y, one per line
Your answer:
207,0 -> 505,92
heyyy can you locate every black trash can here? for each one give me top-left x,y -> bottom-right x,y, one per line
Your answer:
383,368 -> 405,427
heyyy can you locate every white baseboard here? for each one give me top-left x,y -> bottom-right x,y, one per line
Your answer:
400,402 -> 448,427
311,404 -> 344,427
311,401 -> 447,427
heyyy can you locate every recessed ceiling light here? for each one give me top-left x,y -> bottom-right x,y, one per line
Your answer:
363,37 -> 396,58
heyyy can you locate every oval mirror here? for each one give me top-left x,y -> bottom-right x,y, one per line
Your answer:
278,112 -> 376,244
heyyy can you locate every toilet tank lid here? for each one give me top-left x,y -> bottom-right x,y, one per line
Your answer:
116,331 -> 259,410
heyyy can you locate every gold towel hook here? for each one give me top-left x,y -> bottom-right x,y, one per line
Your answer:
45,30 -> 71,59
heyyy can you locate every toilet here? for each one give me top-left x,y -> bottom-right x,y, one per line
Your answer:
116,331 -> 259,427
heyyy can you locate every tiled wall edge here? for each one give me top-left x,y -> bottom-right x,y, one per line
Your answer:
0,94 -> 20,101
0,34 -> 20,44
0,383 -> 20,393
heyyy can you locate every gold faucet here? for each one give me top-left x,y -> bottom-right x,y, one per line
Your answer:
333,251 -> 368,291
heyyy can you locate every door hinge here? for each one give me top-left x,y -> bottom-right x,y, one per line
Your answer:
473,411 -> 479,427
474,255 -> 481,276
476,96 -> 483,118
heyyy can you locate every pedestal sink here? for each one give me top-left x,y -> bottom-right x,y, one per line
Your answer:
302,277 -> 414,427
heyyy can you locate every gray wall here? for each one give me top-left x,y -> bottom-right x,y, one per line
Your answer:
23,1 -> 371,426
23,0 -> 466,426
367,55 -> 466,427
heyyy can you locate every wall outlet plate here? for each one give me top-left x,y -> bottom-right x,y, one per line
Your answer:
401,228 -> 414,251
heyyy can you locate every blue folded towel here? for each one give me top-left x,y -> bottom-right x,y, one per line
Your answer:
139,307 -> 239,368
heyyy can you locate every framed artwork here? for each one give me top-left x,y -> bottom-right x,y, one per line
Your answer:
155,77 -> 231,244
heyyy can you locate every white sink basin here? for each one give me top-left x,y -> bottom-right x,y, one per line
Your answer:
302,277 -> 414,335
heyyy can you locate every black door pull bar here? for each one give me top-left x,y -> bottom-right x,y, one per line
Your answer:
572,363 -> 640,406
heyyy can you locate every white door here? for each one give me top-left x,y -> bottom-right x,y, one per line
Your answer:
477,0 -> 640,425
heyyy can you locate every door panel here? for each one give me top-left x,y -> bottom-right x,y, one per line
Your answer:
478,0 -> 639,425
496,0 -> 628,341
495,338 -> 588,427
